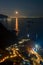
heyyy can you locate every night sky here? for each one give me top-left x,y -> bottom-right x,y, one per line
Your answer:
0,0 -> 43,17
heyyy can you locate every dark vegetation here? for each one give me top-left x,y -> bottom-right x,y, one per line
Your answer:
0,23 -> 17,49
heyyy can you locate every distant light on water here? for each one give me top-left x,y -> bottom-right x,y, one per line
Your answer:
7,17 -> 11,22
27,34 -> 29,38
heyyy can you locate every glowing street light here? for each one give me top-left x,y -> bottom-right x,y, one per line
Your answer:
27,34 -> 30,38
33,44 -> 41,52
35,44 -> 38,49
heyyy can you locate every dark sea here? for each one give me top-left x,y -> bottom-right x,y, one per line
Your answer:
1,18 -> 43,47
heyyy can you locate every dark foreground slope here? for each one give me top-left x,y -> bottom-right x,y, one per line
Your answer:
0,23 -> 17,49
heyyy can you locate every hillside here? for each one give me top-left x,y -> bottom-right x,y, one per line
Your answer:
0,23 -> 17,49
